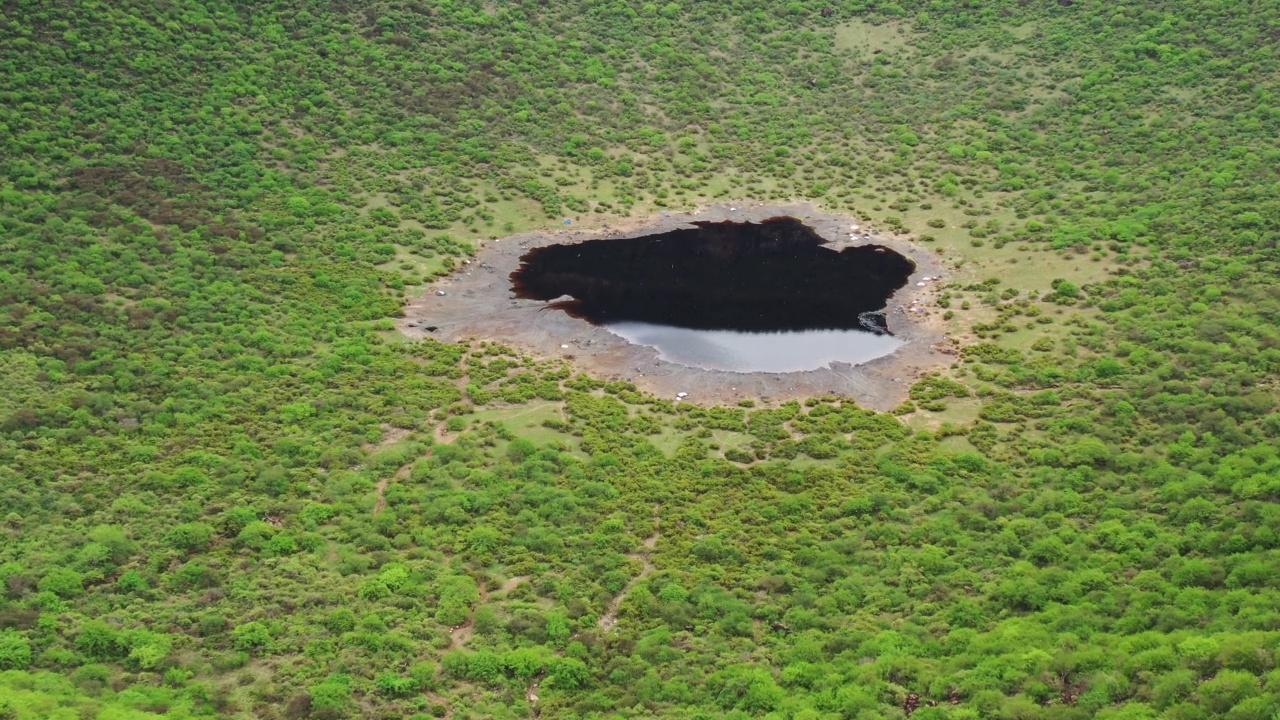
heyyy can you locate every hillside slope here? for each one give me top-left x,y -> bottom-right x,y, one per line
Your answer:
1,1 -> 1279,719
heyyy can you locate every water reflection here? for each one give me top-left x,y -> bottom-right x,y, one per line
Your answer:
511,217 -> 914,371
606,322 -> 903,373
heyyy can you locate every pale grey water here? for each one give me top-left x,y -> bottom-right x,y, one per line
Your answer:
606,322 -> 902,373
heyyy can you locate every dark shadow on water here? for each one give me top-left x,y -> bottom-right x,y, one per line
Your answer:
510,217 -> 916,372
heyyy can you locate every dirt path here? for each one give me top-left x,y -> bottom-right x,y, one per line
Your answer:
446,577 -> 489,650
367,427 -> 420,517
502,401 -> 561,422
498,575 -> 529,595
423,691 -> 453,720
424,569 -> 487,719
447,619 -> 473,650
598,505 -> 661,630
373,462 -> 414,516
364,426 -> 410,453
433,422 -> 452,444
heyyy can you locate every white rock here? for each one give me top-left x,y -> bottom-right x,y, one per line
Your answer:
676,392 -> 688,398
560,344 -> 569,349
436,290 -> 446,296
916,282 -> 927,287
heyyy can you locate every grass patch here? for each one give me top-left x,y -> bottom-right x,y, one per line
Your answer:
905,397 -> 982,432
470,401 -> 567,439
832,19 -> 913,56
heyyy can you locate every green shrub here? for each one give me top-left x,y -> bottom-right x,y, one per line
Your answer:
0,630 -> 31,670
232,622 -> 271,652
38,568 -> 84,598
165,522 -> 215,553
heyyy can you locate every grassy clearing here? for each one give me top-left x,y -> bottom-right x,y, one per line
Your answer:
936,435 -> 978,454
471,401 -> 579,450
647,427 -> 686,456
832,19 -> 913,56
1008,21 -> 1039,40
470,401 -> 563,428
904,397 -> 983,432
376,247 -> 451,290
901,206 -> 1110,285
997,304 -> 1100,352
708,429 -> 752,452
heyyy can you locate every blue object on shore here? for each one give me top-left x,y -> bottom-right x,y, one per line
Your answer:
564,219 -> 572,225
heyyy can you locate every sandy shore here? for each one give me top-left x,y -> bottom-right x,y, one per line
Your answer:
397,201 -> 955,411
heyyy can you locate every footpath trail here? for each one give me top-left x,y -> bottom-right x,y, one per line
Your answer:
366,427 -> 419,517
373,463 -> 412,516
598,504 -> 662,630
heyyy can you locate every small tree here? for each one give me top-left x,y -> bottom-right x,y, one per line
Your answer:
38,568 -> 84,598
233,622 -> 271,652
164,522 -> 214,553
76,620 -> 122,661
0,630 -> 31,670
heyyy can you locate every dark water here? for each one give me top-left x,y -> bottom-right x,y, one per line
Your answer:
510,217 -> 915,372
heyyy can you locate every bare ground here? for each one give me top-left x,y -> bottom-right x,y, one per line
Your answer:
499,575 -> 530,595
398,201 -> 953,411
363,426 -> 411,453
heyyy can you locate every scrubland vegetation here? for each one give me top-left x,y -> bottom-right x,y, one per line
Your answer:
2,0 -> 1279,718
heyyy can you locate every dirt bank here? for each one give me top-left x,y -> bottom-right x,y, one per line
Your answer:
397,201 -> 954,411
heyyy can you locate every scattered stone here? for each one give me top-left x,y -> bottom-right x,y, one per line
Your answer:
436,290 -> 446,296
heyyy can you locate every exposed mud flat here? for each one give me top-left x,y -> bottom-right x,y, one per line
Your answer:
397,201 -> 953,411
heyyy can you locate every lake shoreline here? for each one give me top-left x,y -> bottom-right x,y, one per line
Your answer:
397,200 -> 953,411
